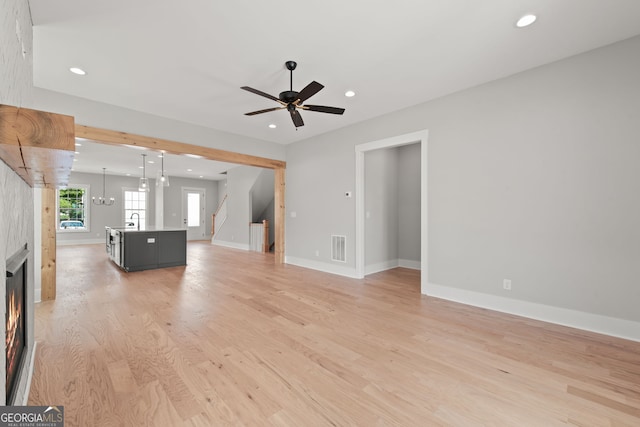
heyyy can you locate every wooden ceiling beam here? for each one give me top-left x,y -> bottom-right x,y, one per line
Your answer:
75,125 -> 286,170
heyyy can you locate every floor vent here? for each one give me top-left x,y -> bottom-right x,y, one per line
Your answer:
331,235 -> 346,262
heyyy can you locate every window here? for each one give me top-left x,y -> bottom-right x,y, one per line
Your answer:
187,192 -> 200,226
124,189 -> 147,230
57,185 -> 89,232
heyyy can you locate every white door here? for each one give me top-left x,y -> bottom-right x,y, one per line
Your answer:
182,188 -> 206,240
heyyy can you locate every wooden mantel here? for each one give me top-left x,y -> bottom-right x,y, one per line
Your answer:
1,104 -> 75,302
0,104 -> 75,188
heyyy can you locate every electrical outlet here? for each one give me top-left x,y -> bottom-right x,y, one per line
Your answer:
503,279 -> 512,291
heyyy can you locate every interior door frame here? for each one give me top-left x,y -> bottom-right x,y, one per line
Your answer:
355,130 -> 428,293
181,187 -> 206,240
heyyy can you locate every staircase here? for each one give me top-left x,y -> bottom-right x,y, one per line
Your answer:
211,194 -> 228,241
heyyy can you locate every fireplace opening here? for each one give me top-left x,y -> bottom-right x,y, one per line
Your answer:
6,246 -> 28,405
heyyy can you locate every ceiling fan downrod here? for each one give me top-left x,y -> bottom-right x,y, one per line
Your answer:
285,60 -> 297,92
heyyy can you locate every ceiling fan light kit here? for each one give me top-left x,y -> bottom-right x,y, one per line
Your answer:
242,61 -> 346,128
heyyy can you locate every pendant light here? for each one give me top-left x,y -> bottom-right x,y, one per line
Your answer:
139,153 -> 150,192
92,168 -> 115,205
157,152 -> 170,187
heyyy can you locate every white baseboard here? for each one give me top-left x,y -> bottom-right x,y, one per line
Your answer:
398,259 -> 421,270
23,342 -> 37,405
365,259 -> 421,275
285,256 -> 360,279
425,282 -> 640,342
212,240 -> 250,251
57,238 -> 104,246
365,260 -> 399,275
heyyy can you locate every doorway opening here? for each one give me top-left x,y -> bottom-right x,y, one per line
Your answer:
355,130 -> 428,293
182,187 -> 206,240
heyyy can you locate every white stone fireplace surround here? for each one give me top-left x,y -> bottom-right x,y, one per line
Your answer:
1,162 -> 37,405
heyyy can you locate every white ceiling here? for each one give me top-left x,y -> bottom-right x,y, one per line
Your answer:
28,1 -> 640,160
72,139 -> 238,181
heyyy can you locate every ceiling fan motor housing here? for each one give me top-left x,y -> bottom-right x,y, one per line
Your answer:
279,90 -> 299,103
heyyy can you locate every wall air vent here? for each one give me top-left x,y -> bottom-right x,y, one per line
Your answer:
331,235 -> 346,262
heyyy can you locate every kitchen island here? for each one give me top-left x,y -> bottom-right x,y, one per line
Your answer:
106,226 -> 187,272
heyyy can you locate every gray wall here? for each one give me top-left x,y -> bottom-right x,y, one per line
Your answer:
397,144 -> 421,262
57,172 -> 157,243
215,166 -> 263,248
56,172 -> 220,242
163,176 -> 219,237
286,35 -> 640,323
217,180 -> 228,206
365,148 -> 399,268
363,144 -> 421,272
0,0 -> 36,405
251,169 -> 274,222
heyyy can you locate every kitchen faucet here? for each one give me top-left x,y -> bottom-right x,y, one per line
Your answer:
130,213 -> 140,230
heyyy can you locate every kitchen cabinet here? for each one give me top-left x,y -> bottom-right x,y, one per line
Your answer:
106,227 -> 186,272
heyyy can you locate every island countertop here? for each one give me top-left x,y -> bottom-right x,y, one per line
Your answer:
106,226 -> 186,233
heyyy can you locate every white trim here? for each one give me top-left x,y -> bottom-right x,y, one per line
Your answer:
365,260 -> 399,275
364,259 -> 422,275
285,256 -> 360,279
426,282 -> 640,342
20,342 -> 37,405
212,240 -> 250,251
57,238 -> 104,246
398,259 -> 421,270
355,130 -> 428,288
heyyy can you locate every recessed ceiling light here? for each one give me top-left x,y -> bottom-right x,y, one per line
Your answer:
73,159 -> 78,162
516,14 -> 537,28
187,169 -> 193,172
75,143 -> 82,147
69,67 -> 86,75
126,173 -> 131,176
268,124 -> 277,129
199,176 -> 203,178
345,90 -> 356,97
148,160 -> 154,164
138,166 -> 143,169
75,151 -> 80,154
184,153 -> 204,159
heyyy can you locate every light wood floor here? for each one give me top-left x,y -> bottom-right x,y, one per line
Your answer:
29,242 -> 640,426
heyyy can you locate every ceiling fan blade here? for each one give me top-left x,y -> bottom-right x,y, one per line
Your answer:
290,109 -> 304,128
241,86 -> 282,103
245,106 -> 285,116
295,81 -> 324,104
303,105 -> 346,115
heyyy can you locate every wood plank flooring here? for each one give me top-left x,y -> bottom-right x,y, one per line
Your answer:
29,242 -> 640,426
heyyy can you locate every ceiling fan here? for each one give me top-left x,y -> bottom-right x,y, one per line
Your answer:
241,61 -> 345,128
